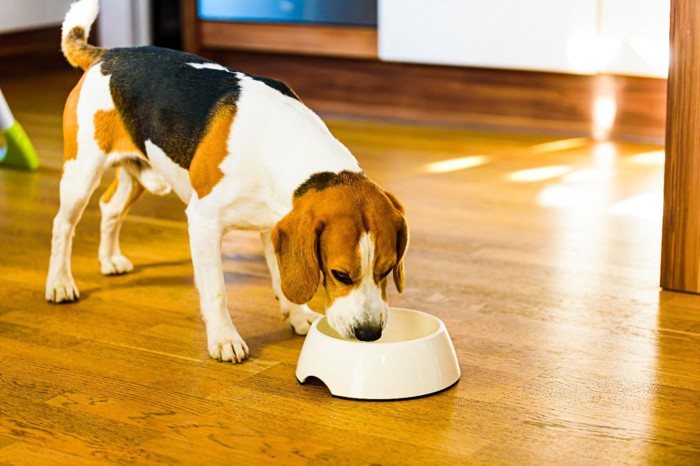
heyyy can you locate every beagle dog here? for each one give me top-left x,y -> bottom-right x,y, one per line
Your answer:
46,0 -> 408,363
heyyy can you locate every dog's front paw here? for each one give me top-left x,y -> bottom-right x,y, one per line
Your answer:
285,305 -> 322,336
100,254 -> 134,276
45,276 -> 80,303
207,327 -> 250,363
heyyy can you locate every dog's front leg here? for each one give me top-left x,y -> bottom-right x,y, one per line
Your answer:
187,204 -> 249,363
261,231 -> 321,335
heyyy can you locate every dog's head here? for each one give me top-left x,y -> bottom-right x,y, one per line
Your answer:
271,171 -> 408,341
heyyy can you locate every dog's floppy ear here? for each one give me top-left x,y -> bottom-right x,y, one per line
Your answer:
271,208 -> 322,304
393,216 -> 409,293
383,190 -> 409,293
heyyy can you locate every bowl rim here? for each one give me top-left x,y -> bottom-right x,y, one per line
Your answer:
311,307 -> 447,347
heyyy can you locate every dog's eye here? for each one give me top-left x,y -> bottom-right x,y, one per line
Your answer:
331,270 -> 353,285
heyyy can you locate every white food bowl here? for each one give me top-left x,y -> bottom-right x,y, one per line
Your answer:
296,308 -> 461,400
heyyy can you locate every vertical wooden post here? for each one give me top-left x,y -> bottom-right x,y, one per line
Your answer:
661,0 -> 700,292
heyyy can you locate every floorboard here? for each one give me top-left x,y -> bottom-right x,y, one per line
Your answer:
0,69 -> 698,464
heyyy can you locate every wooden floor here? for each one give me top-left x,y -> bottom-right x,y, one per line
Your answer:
1,69 -> 699,465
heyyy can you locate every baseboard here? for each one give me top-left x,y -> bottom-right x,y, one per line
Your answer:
0,27 -> 69,77
2,24 -> 665,142
201,50 -> 666,143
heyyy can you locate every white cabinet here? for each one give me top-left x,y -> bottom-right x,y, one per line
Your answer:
98,0 -> 152,48
599,0 -> 669,78
378,0 -> 669,78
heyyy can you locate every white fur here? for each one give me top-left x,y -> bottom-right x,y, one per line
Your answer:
46,62 -> 368,358
48,6 -> 379,360
128,164 -> 171,197
187,62 -> 229,72
144,140 -> 192,203
62,0 -> 99,42
99,168 -> 137,275
175,76 -> 356,356
186,198 -> 249,362
46,64 -> 172,296
326,233 -> 388,339
77,64 -> 114,140
196,75 -> 361,231
46,65 -> 113,302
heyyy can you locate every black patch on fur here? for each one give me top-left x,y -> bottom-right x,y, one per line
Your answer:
251,76 -> 300,101
294,171 -> 366,198
100,46 -> 241,169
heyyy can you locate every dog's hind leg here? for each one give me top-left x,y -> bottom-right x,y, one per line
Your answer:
46,66 -> 111,302
98,166 -> 144,275
46,152 -> 108,302
98,160 -> 170,275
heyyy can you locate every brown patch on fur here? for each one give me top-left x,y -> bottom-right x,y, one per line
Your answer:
318,217 -> 362,306
62,27 -> 105,71
100,170 -> 120,204
189,106 -> 236,199
381,190 -> 408,292
272,175 -> 409,305
93,109 -> 142,155
62,73 -> 87,165
271,209 -> 323,305
125,178 -> 145,210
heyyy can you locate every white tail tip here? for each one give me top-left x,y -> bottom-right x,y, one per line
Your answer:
62,0 -> 99,42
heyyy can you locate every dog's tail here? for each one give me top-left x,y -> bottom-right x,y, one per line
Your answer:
61,0 -> 104,70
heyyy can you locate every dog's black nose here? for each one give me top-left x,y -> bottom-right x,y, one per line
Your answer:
354,325 -> 382,342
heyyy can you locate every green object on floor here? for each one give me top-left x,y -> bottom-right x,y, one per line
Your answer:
0,121 -> 40,171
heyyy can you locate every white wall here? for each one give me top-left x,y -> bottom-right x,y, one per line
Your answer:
98,0 -> 152,48
600,0 -> 670,77
0,0 -> 74,34
379,0 -> 598,75
0,0 -> 152,48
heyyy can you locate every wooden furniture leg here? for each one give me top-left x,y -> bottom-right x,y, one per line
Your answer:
661,0 -> 700,292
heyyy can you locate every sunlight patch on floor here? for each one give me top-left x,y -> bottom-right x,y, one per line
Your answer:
507,165 -> 573,183
537,185 -> 586,208
423,155 -> 490,173
610,191 -> 663,219
561,168 -> 613,183
593,141 -> 618,167
629,150 -> 665,165
526,138 -> 591,155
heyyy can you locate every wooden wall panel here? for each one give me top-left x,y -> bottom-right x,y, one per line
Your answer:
202,50 -> 667,142
200,21 -> 377,59
661,0 -> 700,293
0,27 -> 67,77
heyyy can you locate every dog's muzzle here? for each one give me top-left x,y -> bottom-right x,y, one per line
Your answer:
353,323 -> 383,342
